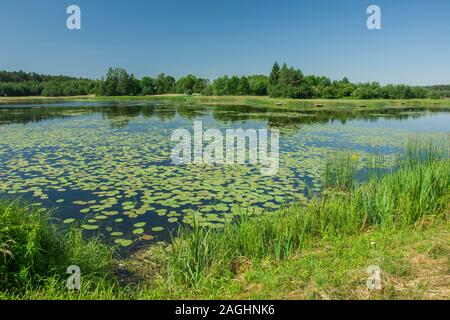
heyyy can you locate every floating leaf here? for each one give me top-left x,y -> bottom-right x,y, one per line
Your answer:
82,224 -> 99,230
114,239 -> 133,247
133,228 -> 144,235
133,222 -> 146,228
141,235 -> 154,241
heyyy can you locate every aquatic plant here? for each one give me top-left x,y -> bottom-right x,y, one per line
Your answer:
0,104 -> 447,247
165,144 -> 449,287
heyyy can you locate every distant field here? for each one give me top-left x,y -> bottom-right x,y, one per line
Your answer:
142,95 -> 450,111
0,95 -> 97,103
1,94 -> 450,111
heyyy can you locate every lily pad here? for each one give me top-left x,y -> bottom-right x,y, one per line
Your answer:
114,239 -> 133,247
81,224 -> 99,231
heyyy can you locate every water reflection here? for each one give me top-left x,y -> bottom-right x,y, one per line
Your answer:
0,101 -> 446,130
0,100 -> 448,251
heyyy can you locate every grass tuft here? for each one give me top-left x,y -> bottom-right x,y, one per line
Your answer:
0,200 -> 116,295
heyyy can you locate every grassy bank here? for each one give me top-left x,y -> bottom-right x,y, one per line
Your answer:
139,95 -> 450,112
1,146 -> 449,300
1,94 -> 450,112
0,200 -> 118,298
0,95 -> 97,103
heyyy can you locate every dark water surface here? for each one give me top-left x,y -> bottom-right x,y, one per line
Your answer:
0,101 -> 448,251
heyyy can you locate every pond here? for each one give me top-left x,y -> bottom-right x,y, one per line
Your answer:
0,101 -> 448,251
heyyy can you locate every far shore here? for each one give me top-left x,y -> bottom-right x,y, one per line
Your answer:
1,94 -> 450,111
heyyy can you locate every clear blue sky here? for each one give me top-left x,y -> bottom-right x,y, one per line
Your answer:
1,0 -> 449,85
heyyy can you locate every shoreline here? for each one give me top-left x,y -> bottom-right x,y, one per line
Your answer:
1,95 -> 450,112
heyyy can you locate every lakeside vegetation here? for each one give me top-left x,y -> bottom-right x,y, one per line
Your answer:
1,143 -> 448,299
2,63 -> 450,99
2,94 -> 450,114
0,200 -> 115,295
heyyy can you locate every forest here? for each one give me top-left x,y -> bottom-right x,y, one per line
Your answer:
1,63 -> 450,99
0,71 -> 97,97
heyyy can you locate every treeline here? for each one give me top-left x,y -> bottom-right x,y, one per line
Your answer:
423,85 -> 450,98
213,63 -> 448,99
96,68 -> 209,96
0,71 -> 97,97
1,64 -> 449,99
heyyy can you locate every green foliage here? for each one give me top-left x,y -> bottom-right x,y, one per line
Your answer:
166,145 -> 449,287
248,75 -> 268,96
323,153 -> 359,191
0,71 -> 96,97
155,73 -> 175,94
212,75 -> 267,96
0,200 -> 114,293
175,75 -> 208,94
200,85 -> 214,96
424,85 -> 450,98
141,77 -> 156,95
98,68 -> 141,96
205,62 -> 447,99
269,62 -> 280,86
1,64 -> 448,98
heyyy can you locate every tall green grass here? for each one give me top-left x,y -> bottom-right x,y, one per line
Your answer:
323,153 -> 360,191
0,200 -> 116,295
167,144 -> 449,288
